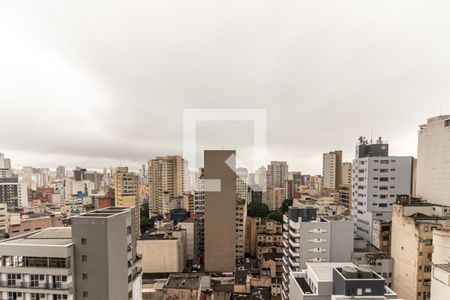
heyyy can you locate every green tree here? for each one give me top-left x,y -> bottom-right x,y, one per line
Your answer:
265,211 -> 283,223
280,198 -> 293,213
247,202 -> 270,218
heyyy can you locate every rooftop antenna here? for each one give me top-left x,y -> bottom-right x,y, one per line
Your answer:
370,130 -> 373,144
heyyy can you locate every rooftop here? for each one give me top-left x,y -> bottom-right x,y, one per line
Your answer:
0,227 -> 72,246
165,274 -> 201,290
72,206 -> 132,218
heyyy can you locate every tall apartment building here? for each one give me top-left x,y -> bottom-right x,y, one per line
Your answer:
289,262 -> 400,300
281,207 -> 354,299
266,161 -> 288,209
56,165 -> 66,178
267,161 -> 288,190
0,154 -> 27,209
322,150 -> 343,190
204,150 -> 236,272
193,168 -> 205,214
391,196 -> 450,300
148,155 -> 186,215
416,115 -> 450,206
236,167 -> 252,203
352,138 -> 413,243
114,167 -> 140,237
341,162 -> 352,185
0,207 -> 142,300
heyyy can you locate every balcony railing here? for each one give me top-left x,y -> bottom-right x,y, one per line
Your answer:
0,281 -> 72,290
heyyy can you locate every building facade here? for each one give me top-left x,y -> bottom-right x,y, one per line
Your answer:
322,150 -> 343,190
281,207 -> 354,299
352,138 -> 413,243
416,115 -> 450,206
204,150 -> 236,272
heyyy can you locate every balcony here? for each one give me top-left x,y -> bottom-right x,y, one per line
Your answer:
289,256 -> 300,268
289,239 -> 300,248
289,247 -> 300,257
0,281 -> 73,290
288,229 -> 300,238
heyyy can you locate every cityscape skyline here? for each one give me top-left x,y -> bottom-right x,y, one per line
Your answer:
2,1 -> 450,174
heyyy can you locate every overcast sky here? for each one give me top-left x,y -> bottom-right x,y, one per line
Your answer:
1,1 -> 449,174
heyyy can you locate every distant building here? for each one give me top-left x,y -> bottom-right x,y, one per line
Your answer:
266,161 -> 288,209
0,154 -> 28,209
8,213 -> 64,237
322,151 -> 343,190
114,167 -> 140,237
416,115 -> 450,206
148,155 -> 186,215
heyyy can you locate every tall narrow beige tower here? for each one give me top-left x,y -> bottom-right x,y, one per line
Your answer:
204,150 -> 236,272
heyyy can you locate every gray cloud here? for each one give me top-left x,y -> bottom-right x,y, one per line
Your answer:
0,0 -> 449,173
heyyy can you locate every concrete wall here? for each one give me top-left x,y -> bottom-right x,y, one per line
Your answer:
138,239 -> 183,273
416,115 -> 450,206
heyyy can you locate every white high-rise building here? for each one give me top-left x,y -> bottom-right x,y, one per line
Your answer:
322,150 -> 343,190
281,207 -> 354,300
416,115 -> 450,206
352,137 -> 413,243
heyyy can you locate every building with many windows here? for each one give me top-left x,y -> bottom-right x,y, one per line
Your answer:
281,207 -> 353,300
391,196 -> 450,300
0,207 -> 142,300
352,137 -> 413,243
322,151 -> 343,190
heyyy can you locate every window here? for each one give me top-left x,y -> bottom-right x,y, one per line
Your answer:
445,119 -> 450,127
424,266 -> 432,272
82,255 -> 87,262
83,273 -> 88,280
30,275 -> 39,287
81,238 -> 87,245
83,291 -> 88,298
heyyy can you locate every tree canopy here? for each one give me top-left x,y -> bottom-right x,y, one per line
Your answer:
247,202 -> 270,218
280,198 -> 294,213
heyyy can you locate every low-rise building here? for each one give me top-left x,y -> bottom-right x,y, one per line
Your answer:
8,213 -> 64,237
391,196 -> 450,300
137,229 -> 187,273
163,274 -> 202,300
289,262 -> 400,299
178,214 -> 201,262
